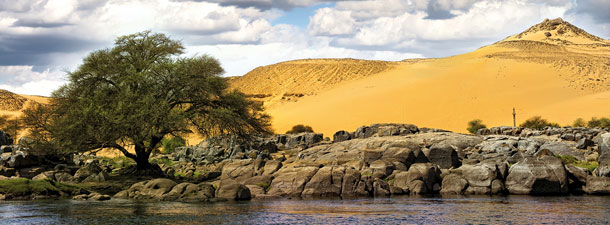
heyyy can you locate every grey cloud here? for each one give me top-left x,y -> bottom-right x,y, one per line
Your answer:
0,34 -> 102,67
173,0 -> 347,10
571,0 -> 610,23
12,19 -> 72,28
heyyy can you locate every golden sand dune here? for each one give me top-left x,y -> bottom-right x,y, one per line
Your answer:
230,18 -> 610,136
0,90 -> 48,119
228,58 -> 398,106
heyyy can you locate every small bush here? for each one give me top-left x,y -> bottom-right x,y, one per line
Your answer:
161,136 -> 186,154
572,118 -> 586,127
0,178 -> 82,196
520,116 -> 560,129
557,155 -> 598,173
467,119 -> 487,134
286,124 -> 314,134
587,117 -> 610,129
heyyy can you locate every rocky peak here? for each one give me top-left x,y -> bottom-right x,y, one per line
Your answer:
502,18 -> 607,45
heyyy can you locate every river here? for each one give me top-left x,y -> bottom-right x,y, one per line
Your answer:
1,195 -> 609,224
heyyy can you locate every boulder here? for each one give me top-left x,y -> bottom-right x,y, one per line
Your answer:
220,159 -> 256,182
262,160 -> 282,176
576,138 -> 594,149
505,156 -> 568,195
6,151 -> 39,169
597,133 -> 610,177
584,177 -> 610,195
369,160 -> 394,178
114,178 -> 178,200
302,166 -> 344,197
0,131 -> 13,146
216,179 -> 251,200
393,163 -> 441,195
73,163 -> 103,182
333,130 -> 351,142
539,142 -> 584,161
267,166 -> 319,197
162,182 -> 215,201
340,168 -> 368,196
426,143 -> 460,169
372,178 -> 390,197
440,173 -> 468,195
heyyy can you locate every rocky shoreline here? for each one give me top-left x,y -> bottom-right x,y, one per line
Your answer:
1,123 -> 609,202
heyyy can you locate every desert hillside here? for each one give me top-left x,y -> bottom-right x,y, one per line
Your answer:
229,18 -> 610,136
0,89 -> 49,119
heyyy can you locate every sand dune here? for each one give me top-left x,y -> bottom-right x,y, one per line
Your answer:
230,18 -> 610,136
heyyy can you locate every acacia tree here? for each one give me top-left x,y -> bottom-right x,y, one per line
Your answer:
33,31 -> 271,174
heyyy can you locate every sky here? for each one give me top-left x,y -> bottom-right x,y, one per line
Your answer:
0,0 -> 609,96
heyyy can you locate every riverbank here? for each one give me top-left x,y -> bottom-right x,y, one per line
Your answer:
1,124 -> 609,201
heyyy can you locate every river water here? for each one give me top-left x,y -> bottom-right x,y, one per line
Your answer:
1,195 -> 609,224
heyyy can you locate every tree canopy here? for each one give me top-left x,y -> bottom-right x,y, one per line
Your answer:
23,31 -> 272,174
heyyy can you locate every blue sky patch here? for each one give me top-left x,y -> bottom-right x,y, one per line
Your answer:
272,3 -> 336,28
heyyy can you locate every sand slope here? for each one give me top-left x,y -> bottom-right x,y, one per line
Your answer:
230,18 -> 610,136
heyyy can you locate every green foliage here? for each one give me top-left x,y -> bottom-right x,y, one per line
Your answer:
161,136 -> 185,154
0,178 -> 82,196
256,182 -> 271,192
587,117 -> 610,129
467,119 -> 487,134
520,116 -> 560,129
149,157 -> 175,167
572,118 -> 586,127
0,115 -> 21,143
557,155 -> 599,173
21,31 -> 272,170
286,124 -> 314,134
99,156 -> 134,171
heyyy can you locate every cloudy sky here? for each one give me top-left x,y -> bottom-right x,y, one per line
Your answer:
0,0 -> 609,96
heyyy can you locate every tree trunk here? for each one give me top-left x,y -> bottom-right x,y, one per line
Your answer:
130,146 -> 163,177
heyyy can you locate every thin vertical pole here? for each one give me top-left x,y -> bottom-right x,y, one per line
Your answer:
513,108 -> 516,127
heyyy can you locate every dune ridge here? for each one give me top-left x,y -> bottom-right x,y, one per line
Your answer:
230,18 -> 610,136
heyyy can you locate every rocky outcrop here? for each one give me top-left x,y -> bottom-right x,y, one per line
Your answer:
597,133 -> 610,177
114,178 -> 216,202
505,156 -> 568,195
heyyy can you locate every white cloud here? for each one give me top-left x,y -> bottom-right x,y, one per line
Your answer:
0,66 -> 65,96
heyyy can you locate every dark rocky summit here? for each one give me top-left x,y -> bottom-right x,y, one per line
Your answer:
1,123 -> 609,202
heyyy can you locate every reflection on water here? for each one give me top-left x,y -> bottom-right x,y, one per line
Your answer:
1,195 -> 609,224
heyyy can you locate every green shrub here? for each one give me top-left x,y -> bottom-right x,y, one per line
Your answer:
0,178 -> 82,196
100,156 -> 134,170
557,155 -> 598,173
520,116 -> 560,129
256,182 -> 271,192
467,119 -> 487,134
587,117 -> 610,129
286,124 -> 314,134
573,118 -> 586,127
161,136 -> 186,154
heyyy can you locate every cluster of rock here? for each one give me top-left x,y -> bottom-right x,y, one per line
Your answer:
203,124 -> 609,199
171,132 -> 325,163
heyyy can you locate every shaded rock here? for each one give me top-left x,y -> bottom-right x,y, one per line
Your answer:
163,182 -> 215,201
576,138 -> 594,149
373,178 -> 390,196
302,166 -> 344,197
267,166 -> 319,197
114,178 -> 178,200
393,163 -> 441,195
440,173 -> 468,195
597,133 -> 610,177
245,185 -> 266,198
333,130 -> 351,142
262,160 -> 282,176
0,131 -> 13,146
341,168 -> 364,196
369,160 -> 394,178
216,179 -> 251,200
427,143 -> 460,169
505,156 -> 568,195
220,159 -> 256,182
584,177 -> 610,195
539,142 -> 583,161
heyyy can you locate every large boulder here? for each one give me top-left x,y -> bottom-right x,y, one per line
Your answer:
505,156 -> 568,195
597,133 -> 610,177
73,163 -> 104,182
267,166 -> 319,197
584,177 -> 610,195
333,130 -> 352,142
440,173 -> 468,195
216,179 -> 251,200
301,166 -> 344,197
340,168 -> 371,196
354,124 -> 418,139
539,142 -> 584,161
0,131 -> 13,146
426,143 -> 460,169
114,178 -> 178,200
220,159 -> 257,182
393,163 -> 441,195
6,151 -> 39,169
